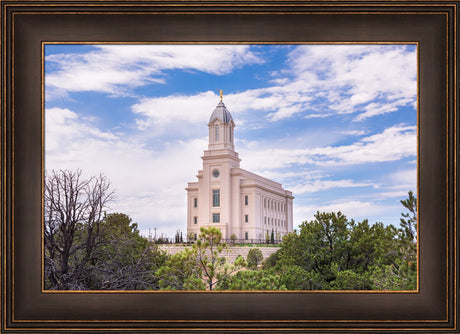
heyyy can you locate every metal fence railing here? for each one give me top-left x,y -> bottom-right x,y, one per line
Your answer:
150,237 -> 282,245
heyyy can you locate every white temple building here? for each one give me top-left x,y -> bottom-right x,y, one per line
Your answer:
185,96 -> 294,242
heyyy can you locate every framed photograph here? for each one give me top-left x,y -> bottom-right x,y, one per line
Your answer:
2,0 -> 458,332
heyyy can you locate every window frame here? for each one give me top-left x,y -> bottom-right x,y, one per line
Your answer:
212,189 -> 220,207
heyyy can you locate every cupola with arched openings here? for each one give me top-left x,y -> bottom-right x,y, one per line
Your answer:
207,100 -> 235,151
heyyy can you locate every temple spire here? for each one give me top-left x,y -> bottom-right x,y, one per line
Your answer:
208,97 -> 235,151
218,89 -> 223,102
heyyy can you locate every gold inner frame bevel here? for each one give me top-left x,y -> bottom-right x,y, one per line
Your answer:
41,40 -> 420,295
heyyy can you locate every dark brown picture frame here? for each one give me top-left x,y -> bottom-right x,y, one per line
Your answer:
2,0 -> 458,332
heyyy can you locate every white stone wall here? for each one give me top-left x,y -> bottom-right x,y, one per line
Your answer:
158,245 -> 280,264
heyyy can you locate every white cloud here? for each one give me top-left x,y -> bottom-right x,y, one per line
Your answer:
130,84 -> 316,132
341,129 -> 368,136
239,125 -> 416,171
283,44 -> 417,120
389,168 -> 417,186
45,45 -> 263,98
45,107 -> 206,238
132,91 -> 217,130
354,98 -> 415,121
371,168 -> 417,200
315,125 -> 416,165
46,44 -> 417,126
293,200 -> 392,228
290,179 -> 375,195
130,45 -> 417,124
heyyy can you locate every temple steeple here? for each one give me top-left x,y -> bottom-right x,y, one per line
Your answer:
207,96 -> 235,151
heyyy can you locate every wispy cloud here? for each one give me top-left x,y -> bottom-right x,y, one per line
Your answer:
280,44 -> 417,121
239,125 -> 416,171
132,91 -> 217,130
45,45 -> 263,99
294,200 -> 393,226
290,179 -> 376,195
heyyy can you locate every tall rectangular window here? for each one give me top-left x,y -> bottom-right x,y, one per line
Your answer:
194,198 -> 197,208
215,125 -> 219,141
245,232 -> 248,240
244,195 -> 248,205
213,213 -> 220,223
245,214 -> 248,223
213,189 -> 220,207
194,216 -> 197,224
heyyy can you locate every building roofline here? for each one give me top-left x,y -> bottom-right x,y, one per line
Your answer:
232,167 -> 294,199
240,183 -> 295,199
231,167 -> 280,187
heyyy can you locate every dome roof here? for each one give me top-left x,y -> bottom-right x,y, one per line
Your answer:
208,102 -> 233,124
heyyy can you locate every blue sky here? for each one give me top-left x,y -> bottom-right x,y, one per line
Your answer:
44,44 -> 417,239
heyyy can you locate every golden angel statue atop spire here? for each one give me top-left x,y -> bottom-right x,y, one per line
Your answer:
218,89 -> 223,102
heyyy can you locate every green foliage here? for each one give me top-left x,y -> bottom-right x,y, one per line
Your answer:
262,249 -> 281,269
88,213 -> 167,290
279,265 -> 324,290
187,232 -> 195,243
156,247 -> 205,290
246,248 -> 264,268
370,260 -> 417,290
160,226 -> 245,290
216,269 -> 286,291
400,190 -> 417,241
330,269 -> 372,290
194,226 -> 226,290
267,200 -> 417,290
275,211 -> 351,286
45,209 -> 167,290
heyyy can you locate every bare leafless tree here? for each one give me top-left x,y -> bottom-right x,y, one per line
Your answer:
44,169 -> 115,290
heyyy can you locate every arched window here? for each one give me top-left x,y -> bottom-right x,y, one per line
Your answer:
215,125 -> 219,141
